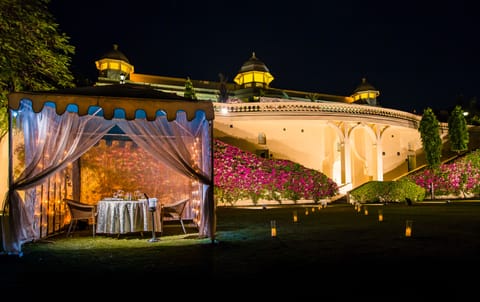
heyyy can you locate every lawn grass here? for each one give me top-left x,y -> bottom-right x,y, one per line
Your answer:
2,202 -> 480,298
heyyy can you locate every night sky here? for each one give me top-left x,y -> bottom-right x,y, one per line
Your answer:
50,0 -> 479,113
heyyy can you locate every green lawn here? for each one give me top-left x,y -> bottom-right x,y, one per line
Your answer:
2,201 -> 480,298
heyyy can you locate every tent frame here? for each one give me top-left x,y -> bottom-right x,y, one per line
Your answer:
2,84 -> 215,255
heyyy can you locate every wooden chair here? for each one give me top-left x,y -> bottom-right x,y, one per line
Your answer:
161,198 -> 190,234
64,198 -> 97,237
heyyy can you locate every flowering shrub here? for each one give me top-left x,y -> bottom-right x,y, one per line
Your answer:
350,179 -> 425,203
408,149 -> 480,198
213,139 -> 339,205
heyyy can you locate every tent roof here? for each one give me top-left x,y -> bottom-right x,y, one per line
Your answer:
8,84 -> 215,121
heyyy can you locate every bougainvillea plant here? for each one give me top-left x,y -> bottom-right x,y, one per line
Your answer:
408,149 -> 480,198
213,139 -> 339,205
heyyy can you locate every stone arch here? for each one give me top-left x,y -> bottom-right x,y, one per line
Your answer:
326,121 -> 347,185
347,122 -> 377,187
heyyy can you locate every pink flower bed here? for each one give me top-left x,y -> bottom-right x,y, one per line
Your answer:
213,139 -> 339,205
408,149 -> 480,198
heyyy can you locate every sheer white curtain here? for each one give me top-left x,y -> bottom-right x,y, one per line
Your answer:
2,102 -> 214,255
116,110 -> 213,238
2,101 -> 115,255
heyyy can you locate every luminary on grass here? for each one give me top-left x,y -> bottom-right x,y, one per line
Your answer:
364,206 -> 368,215
311,207 -> 315,213
405,220 -> 413,237
378,209 -> 383,222
271,220 -> 277,238
293,210 -> 298,223
305,208 -> 309,215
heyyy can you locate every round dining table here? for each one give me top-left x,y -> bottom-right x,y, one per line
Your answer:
96,198 -> 162,235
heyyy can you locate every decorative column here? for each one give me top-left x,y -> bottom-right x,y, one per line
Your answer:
375,129 -> 384,181
343,134 -> 352,189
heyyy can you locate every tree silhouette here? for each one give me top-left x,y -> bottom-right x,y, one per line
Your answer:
448,105 -> 469,154
418,107 -> 442,169
217,73 -> 229,103
0,0 -> 75,140
184,77 -> 197,100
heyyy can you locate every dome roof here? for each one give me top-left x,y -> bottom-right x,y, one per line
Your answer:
238,52 -> 270,73
99,44 -> 130,63
353,77 -> 377,93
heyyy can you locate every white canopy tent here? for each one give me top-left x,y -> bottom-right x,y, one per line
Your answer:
2,84 -> 215,255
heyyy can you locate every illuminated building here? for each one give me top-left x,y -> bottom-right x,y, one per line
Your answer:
94,45 -> 435,193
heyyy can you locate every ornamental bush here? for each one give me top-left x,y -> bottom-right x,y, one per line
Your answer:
349,179 -> 425,204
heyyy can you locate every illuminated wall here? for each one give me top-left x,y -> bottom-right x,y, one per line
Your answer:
80,140 -> 192,206
214,116 -> 422,190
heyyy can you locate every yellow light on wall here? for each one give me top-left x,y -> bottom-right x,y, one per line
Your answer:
120,64 -> 131,73
233,70 -> 274,87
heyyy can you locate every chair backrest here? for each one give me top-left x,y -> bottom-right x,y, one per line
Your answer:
163,198 -> 189,214
64,198 -> 96,220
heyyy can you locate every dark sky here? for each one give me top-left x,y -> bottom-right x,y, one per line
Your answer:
50,0 -> 479,113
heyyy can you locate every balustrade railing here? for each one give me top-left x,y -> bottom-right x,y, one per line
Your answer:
214,100 -> 423,127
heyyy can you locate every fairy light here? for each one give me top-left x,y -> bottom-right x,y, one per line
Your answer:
189,136 -> 204,226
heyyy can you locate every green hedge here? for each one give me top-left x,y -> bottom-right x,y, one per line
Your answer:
349,179 -> 426,204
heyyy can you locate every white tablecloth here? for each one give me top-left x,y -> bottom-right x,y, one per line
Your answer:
96,199 -> 162,234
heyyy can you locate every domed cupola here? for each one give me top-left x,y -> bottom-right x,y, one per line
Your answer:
351,77 -> 380,106
95,44 -> 134,83
233,52 -> 274,89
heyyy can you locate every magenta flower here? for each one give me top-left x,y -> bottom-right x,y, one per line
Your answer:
214,139 -> 339,205
408,149 -> 480,198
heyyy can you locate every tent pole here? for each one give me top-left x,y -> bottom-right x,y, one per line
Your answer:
209,120 -> 216,244
7,106 -> 13,209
